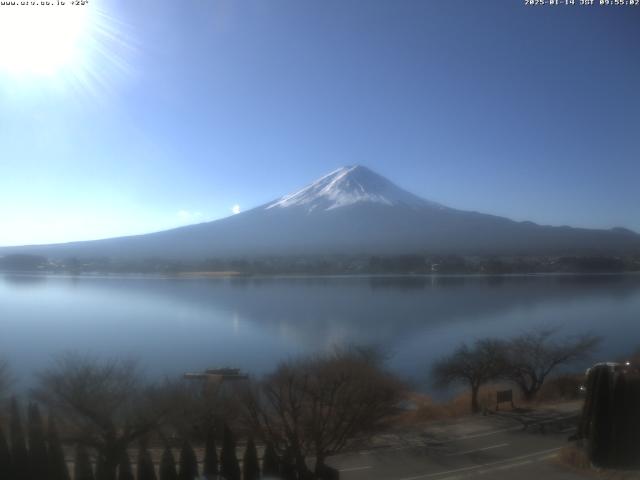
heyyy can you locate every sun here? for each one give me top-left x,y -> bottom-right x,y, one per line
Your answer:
0,2 -> 134,96
0,3 -> 92,76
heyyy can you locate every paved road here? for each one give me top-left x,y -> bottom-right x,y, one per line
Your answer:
329,409 -> 589,480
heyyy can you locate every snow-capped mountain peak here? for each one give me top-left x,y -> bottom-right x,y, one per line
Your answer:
265,165 -> 444,212
4,165 -> 640,259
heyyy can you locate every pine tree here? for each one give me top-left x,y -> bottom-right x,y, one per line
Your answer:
10,397 -> 30,480
117,451 -> 135,480
582,366 -> 640,469
0,425 -> 12,480
203,427 -> 218,479
137,442 -> 157,480
159,447 -> 178,480
607,371 -> 640,467
587,367 -> 613,467
74,445 -> 95,480
261,443 -> 280,478
47,415 -> 71,480
610,374 -> 628,466
28,402 -> 49,480
95,454 -> 109,480
242,438 -> 260,480
628,375 -> 640,468
220,425 -> 241,480
178,440 -> 198,480
280,447 -> 297,480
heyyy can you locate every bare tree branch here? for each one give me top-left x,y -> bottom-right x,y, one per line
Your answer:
503,328 -> 601,401
431,338 -> 508,413
240,346 -> 406,478
33,353 -> 168,480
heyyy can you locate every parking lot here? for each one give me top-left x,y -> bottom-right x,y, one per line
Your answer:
330,403 -> 589,480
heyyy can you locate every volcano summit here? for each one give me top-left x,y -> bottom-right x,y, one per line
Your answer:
3,166 -> 640,260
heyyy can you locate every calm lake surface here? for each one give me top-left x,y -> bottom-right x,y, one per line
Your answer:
2,273 -> 640,391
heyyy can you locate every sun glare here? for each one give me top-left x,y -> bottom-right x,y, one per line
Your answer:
0,4 -> 91,76
0,1 -> 132,97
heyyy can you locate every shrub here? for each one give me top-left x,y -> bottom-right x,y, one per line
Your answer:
538,374 -> 583,402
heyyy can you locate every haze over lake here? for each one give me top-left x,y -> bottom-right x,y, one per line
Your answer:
2,273 -> 640,391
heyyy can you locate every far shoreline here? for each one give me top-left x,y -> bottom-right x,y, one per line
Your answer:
2,270 -> 640,282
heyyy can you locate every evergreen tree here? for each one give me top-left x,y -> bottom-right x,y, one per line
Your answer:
242,438 -> 260,480
610,373 -> 628,466
605,371 -> 640,467
28,402 -> 49,480
117,451 -> 135,480
0,426 -> 11,480
95,454 -> 108,480
74,445 -> 95,480
581,366 -> 640,468
280,447 -> 297,480
10,397 -> 30,480
159,447 -> 178,480
178,440 -> 198,480
203,427 -> 218,479
261,443 -> 280,478
47,415 -> 71,480
627,375 -> 640,468
220,425 -> 241,480
587,367 -> 613,466
137,442 -> 157,480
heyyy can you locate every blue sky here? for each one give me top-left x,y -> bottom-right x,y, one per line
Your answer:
1,0 -> 639,246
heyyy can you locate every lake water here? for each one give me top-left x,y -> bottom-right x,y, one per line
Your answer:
2,273 -> 640,392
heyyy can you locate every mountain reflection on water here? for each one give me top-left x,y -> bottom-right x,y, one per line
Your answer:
1,273 -> 639,394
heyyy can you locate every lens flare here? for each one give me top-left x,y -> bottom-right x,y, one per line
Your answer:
0,3 -> 90,75
0,1 -> 133,95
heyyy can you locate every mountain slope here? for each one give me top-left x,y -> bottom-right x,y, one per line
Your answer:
3,165 -> 640,259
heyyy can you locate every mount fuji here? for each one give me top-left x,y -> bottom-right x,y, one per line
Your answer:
3,165 -> 640,260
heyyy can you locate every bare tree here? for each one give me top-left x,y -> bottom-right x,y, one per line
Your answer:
242,346 -> 405,479
33,353 -> 169,480
503,329 -> 600,401
431,339 -> 507,413
156,377 -> 242,442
